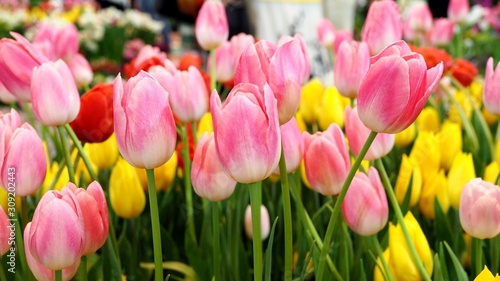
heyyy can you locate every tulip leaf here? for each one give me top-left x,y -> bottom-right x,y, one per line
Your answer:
298,241 -> 315,281
359,259 -> 367,281
264,217 -> 279,281
438,243 -> 450,281
102,236 -> 123,281
444,241 -> 468,281
433,253 -> 445,281
400,172 -> 414,216
434,198 -> 454,246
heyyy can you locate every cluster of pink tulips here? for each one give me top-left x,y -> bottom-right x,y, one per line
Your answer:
1,0 -> 500,280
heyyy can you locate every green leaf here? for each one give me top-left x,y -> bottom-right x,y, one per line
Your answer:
433,254 -> 444,281
438,243 -> 450,281
400,172 -> 414,216
444,241 -> 468,281
103,236 -> 123,281
264,217 -> 280,281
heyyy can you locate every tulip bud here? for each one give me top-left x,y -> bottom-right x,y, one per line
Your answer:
459,178 -> 500,239
86,133 -> 119,170
448,0 -> 470,23
394,123 -> 416,147
475,266 -> 500,280
483,57 -> 500,115
484,162 -> 499,185
299,78 -> 324,125
316,18 -> 336,48
403,1 -> 433,41
303,123 -> 350,196
448,152 -> 476,209
438,121 -> 462,171
409,131 -> 441,183
427,18 -> 455,47
395,154 -> 422,208
362,0 -> 403,55
197,112 -> 214,136
416,106 -> 440,133
33,19 -> 79,61
419,169 -> 450,219
342,167 -> 388,236
195,0 -> 229,50
67,53 -> 93,88
110,158 -> 146,219
244,205 -> 271,240
113,71 -> 177,169
31,59 -> 80,126
27,190 -> 84,270
357,41 -> 443,134
318,87 -> 350,130
334,40 -> 370,99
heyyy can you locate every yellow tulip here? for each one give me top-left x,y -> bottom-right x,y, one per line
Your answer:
72,146 -> 99,183
300,161 -> 311,189
447,152 -> 476,208
395,123 -> 417,147
409,131 -> 441,183
42,162 -> 75,194
299,78 -> 324,124
416,106 -> 441,133
475,266 -> 500,281
0,188 -> 22,214
496,140 -> 500,167
437,121 -> 462,171
448,90 -> 473,127
419,169 -> 450,219
395,154 -> 422,208
389,212 -> 433,281
318,87 -> 349,130
197,112 -> 213,136
469,81 -> 483,107
373,249 -> 391,281
295,112 -> 308,133
135,151 -> 178,191
110,157 -> 146,219
86,133 -> 119,169
484,162 -> 499,184
60,6 -> 83,23
483,106 -> 499,125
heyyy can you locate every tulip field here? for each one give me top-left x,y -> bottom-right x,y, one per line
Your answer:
2,0 -> 500,280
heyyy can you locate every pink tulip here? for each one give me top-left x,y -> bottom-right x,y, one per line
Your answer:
317,18 -> 336,48
344,106 -> 394,161
213,33 -> 255,83
244,205 -> 271,240
403,1 -> 433,41
27,190 -> 84,270
61,181 -> 109,255
33,20 -> 79,61
362,0 -> 403,55
191,133 -> 236,202
0,80 -> 16,104
0,32 -> 48,102
24,223 -> 80,281
341,167 -> 388,236
448,0 -> 470,23
333,30 -> 353,54
303,123 -> 350,196
210,83 -> 281,183
483,57 -> 500,115
272,117 -> 304,175
0,108 -> 21,141
459,178 -> 500,239
195,0 -> 229,50
427,18 -> 455,46
152,66 -> 208,122
334,40 -> 370,99
31,59 -> 81,126
113,71 -> 177,169
67,53 -> 93,88
357,41 -> 443,134
235,37 -> 308,124
0,208 -> 9,256
277,34 -> 310,85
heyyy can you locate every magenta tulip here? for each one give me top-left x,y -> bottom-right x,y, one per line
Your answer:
344,106 -> 394,160
0,208 -> 9,256
33,19 -> 79,61
210,83 -> 281,183
27,190 -> 84,270
357,41 -> 443,134
24,223 -> 80,281
191,133 -> 236,202
0,32 -> 47,102
316,18 -> 336,48
152,65 -> 208,122
334,40 -> 370,99
362,0 -> 403,55
31,59 -> 81,126
303,123 -> 350,196
113,71 -> 177,169
61,181 -> 109,255
272,117 -> 304,175
483,57 -> 500,115
459,178 -> 500,239
341,167 -> 388,236
427,18 -> 455,46
195,0 -> 229,50
448,0 -> 470,23
67,53 -> 93,88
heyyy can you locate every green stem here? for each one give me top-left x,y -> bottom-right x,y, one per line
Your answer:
191,121 -> 198,146
55,270 -> 62,281
316,131 -> 378,281
0,261 -> 7,281
16,212 -> 32,281
278,145 -> 293,280
180,123 -> 196,242
58,126 -> 76,183
249,181 -> 263,281
210,48 -> 216,93
371,235 -> 394,281
64,124 -> 98,181
212,202 -> 221,281
146,168 -> 164,281
375,159 -> 431,281
472,237 -> 483,277
22,102 -> 36,126
78,255 -> 88,281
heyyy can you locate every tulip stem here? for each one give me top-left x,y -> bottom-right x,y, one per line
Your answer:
371,235 -> 394,281
278,144 -> 293,281
249,181 -> 263,281
78,255 -> 88,281
64,124 -> 98,181
55,270 -> 62,281
472,237 -> 483,277
16,212 -> 33,281
146,168 -> 164,281
57,126 -> 76,183
315,131 -> 378,281
210,48 -> 216,93
212,202 -> 221,281
375,158 -> 431,281
180,123 -> 196,243
191,121 -> 198,146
